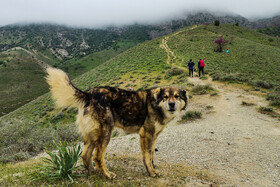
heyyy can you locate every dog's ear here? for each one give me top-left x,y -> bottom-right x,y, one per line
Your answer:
179,89 -> 188,110
152,87 -> 164,104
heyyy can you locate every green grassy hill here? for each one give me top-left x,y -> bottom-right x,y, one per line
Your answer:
258,26 -> 280,37
169,24 -> 280,86
1,24 -> 280,163
0,48 -> 49,116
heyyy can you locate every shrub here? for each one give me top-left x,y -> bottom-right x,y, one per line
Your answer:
0,120 -> 79,163
241,101 -> 255,106
181,110 -> 202,122
250,80 -> 274,89
210,92 -> 218,96
165,67 -> 184,79
199,76 -> 208,80
266,91 -> 280,107
214,20 -> 220,26
191,84 -> 214,95
258,106 -> 274,113
206,105 -> 213,109
0,121 -> 58,163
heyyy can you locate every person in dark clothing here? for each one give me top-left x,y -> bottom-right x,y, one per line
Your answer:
187,59 -> 195,77
198,59 -> 205,77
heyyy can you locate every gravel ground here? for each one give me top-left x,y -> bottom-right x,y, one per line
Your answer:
107,79 -> 280,186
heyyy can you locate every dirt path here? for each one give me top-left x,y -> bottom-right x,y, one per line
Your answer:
107,30 -> 280,186
159,25 -> 198,64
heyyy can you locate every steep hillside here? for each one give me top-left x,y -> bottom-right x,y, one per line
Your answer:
258,26 -> 280,37
1,24 -> 280,163
0,48 -> 48,116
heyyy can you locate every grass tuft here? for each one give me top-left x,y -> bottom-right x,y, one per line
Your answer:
180,110 -> 202,122
191,84 -> 215,95
241,101 -> 255,106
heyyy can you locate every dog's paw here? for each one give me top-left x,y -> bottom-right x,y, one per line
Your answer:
150,170 -> 160,177
105,171 -> 117,179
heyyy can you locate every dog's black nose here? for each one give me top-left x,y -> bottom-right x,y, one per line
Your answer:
169,102 -> 175,109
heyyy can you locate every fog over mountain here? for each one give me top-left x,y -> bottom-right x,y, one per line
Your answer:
1,0 -> 280,28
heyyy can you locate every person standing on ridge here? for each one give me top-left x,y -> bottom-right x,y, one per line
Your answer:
198,59 -> 205,77
187,59 -> 195,77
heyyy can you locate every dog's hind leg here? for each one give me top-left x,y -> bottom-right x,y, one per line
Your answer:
81,136 -> 95,173
93,128 -> 116,179
93,108 -> 116,179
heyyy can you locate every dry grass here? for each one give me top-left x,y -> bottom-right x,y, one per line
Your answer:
0,153 -> 223,186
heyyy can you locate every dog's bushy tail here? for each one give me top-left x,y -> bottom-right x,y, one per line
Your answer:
46,67 -> 87,109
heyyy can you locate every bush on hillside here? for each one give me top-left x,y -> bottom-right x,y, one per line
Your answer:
165,67 -> 184,79
214,20 -> 220,26
191,84 -> 214,95
250,80 -> 274,89
0,120 -> 79,163
266,89 -> 280,107
210,72 -> 248,82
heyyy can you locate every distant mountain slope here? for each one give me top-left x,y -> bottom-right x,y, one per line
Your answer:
250,15 -> 280,29
0,24 -> 147,58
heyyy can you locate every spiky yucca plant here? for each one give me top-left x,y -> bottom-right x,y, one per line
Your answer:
36,141 -> 83,182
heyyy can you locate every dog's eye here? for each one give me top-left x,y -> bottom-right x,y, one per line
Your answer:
164,95 -> 168,99
175,95 -> 179,99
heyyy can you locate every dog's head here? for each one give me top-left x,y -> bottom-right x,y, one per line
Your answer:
151,87 -> 188,116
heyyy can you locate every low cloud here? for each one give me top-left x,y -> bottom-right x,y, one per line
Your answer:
1,0 -> 280,27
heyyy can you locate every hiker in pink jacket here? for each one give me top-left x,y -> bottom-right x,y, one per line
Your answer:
198,59 -> 205,77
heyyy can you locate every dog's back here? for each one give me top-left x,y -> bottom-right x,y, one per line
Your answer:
86,86 -> 148,127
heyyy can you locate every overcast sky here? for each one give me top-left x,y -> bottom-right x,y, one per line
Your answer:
0,0 -> 280,28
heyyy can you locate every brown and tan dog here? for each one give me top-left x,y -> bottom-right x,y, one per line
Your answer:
46,67 -> 188,179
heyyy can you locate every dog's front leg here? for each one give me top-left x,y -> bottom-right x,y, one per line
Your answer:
139,127 -> 159,177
